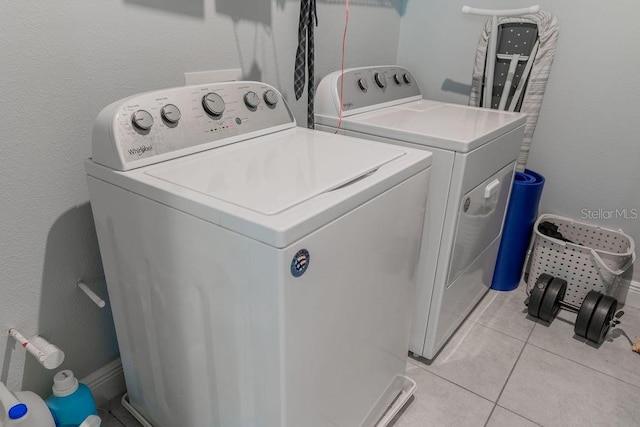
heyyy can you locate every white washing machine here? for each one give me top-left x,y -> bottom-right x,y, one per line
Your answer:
85,80 -> 432,426
316,66 -> 527,359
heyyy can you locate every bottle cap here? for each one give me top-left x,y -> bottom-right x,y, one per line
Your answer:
8,403 -> 28,419
52,370 -> 79,397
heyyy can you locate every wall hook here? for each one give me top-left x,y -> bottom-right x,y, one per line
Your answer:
7,328 -> 65,370
77,279 -> 106,308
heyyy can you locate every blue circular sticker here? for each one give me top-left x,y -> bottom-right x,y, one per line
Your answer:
291,249 -> 310,277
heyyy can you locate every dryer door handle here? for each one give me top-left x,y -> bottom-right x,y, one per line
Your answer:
484,179 -> 501,199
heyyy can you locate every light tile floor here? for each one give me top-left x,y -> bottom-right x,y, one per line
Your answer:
102,283 -> 640,427
393,283 -> 640,427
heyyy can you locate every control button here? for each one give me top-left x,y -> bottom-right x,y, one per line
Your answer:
403,73 -> 412,85
202,93 -> 225,117
244,91 -> 261,109
374,72 -> 387,89
394,73 -> 403,85
263,90 -> 278,106
161,104 -> 181,124
357,78 -> 369,92
131,110 -> 154,131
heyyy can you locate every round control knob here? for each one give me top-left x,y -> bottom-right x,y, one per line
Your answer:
244,91 -> 261,109
357,78 -> 369,92
161,104 -> 181,124
263,90 -> 278,106
202,93 -> 225,117
131,110 -> 154,131
403,73 -> 412,85
374,72 -> 387,89
394,73 -> 403,85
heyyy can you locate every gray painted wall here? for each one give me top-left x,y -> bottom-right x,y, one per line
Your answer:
0,0 -> 403,395
398,0 -> 640,283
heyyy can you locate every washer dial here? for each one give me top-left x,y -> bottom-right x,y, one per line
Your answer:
357,78 -> 369,92
131,110 -> 154,131
244,91 -> 261,109
394,73 -> 403,85
403,73 -> 412,85
161,104 -> 181,124
263,90 -> 278,106
374,72 -> 387,89
202,93 -> 225,117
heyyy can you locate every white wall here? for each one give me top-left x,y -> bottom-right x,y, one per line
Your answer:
398,0 -> 640,284
0,0 -> 403,395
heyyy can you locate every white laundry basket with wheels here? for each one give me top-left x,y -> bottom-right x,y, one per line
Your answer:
526,214 -> 636,307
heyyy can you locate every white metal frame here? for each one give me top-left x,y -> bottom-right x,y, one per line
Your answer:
462,5 -> 540,110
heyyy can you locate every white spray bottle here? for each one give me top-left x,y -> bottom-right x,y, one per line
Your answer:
0,381 -> 55,427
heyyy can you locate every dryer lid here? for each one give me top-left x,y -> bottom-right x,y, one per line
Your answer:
145,129 -> 405,215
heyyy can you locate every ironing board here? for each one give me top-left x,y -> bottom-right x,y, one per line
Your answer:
466,7 -> 559,172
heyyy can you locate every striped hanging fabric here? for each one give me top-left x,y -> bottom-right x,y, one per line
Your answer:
293,0 -> 318,129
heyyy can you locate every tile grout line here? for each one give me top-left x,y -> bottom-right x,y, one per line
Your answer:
483,324 -> 536,427
108,408 -> 128,427
467,290 -> 534,343
408,299 -> 534,417
493,405 -> 544,426
103,393 -> 139,427
525,340 -> 640,391
409,362 -> 492,404
527,312 -> 640,391
470,317 -> 531,344
408,360 -> 495,406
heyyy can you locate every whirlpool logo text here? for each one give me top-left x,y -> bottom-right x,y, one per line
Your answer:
128,145 -> 153,156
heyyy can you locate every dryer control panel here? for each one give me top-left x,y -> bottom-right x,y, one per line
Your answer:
91,81 -> 296,171
315,66 -> 422,118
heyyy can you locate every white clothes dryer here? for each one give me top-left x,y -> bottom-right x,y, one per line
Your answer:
316,66 -> 526,359
85,81 -> 431,426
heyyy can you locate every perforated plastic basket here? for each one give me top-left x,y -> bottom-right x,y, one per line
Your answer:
526,214 -> 636,306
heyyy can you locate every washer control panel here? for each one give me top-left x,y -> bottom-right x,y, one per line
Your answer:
91,81 -> 294,171
315,66 -> 422,117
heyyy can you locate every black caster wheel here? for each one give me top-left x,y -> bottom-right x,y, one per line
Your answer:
538,277 -> 567,323
528,274 -> 553,319
575,290 -> 602,339
586,295 -> 618,344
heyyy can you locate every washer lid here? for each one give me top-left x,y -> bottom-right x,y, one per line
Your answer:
145,129 -> 405,215
331,100 -> 526,153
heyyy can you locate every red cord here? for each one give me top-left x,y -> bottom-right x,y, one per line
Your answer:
335,0 -> 349,134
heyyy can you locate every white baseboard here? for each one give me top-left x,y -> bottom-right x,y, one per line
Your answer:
625,280 -> 640,310
81,358 -> 126,407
